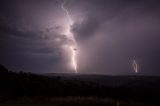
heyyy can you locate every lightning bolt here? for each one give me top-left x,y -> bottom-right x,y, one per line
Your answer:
133,60 -> 138,73
61,0 -> 78,73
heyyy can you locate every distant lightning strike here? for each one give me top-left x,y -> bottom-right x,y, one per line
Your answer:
61,0 -> 78,73
70,46 -> 77,71
133,60 -> 138,73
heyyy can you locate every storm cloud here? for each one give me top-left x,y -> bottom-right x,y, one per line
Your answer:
0,0 -> 160,75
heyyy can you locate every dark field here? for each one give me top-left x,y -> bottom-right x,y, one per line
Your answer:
0,65 -> 160,106
0,97 -> 154,106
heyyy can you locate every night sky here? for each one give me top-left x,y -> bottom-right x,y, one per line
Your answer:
0,0 -> 160,75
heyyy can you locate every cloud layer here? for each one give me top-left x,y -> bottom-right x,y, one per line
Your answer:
0,0 -> 160,75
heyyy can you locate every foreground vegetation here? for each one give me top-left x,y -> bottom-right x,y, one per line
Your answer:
0,97 -> 154,106
0,65 -> 159,105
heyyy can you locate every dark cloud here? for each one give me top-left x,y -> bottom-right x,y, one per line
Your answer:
72,16 -> 101,42
69,0 -> 160,75
0,0 -> 160,75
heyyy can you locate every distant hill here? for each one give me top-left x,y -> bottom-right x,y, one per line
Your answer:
0,64 -> 9,73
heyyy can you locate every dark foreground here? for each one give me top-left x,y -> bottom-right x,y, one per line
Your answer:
0,65 -> 160,106
0,97 -> 154,106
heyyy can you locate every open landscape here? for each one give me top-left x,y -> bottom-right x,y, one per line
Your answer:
0,65 -> 159,106
1,0 -> 160,105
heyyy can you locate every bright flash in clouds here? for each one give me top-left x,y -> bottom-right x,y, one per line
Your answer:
61,0 -> 78,73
